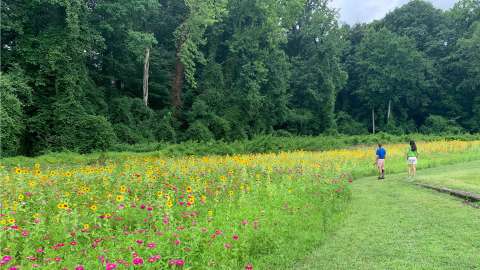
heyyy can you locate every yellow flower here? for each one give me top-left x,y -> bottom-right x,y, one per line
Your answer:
90,204 -> 98,211
83,223 -> 90,230
228,191 -> 234,197
115,195 -> 125,202
208,210 -> 214,217
18,194 -> 24,201
65,172 -> 72,177
119,185 -> 127,193
200,195 -> 207,202
186,186 -> 192,193
166,200 -> 173,208
0,219 -> 6,225
57,202 -> 69,209
15,167 -> 21,174
156,191 -> 164,198
8,218 -> 16,224
188,195 -> 195,204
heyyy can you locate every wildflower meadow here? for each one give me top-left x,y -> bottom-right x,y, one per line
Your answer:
1,140 -> 479,269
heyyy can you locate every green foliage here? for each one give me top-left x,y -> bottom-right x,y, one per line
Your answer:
185,121 -> 215,141
420,115 -> 464,134
336,111 -> 368,135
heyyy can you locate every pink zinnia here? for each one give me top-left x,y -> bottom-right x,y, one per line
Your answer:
245,263 -> 253,270
175,259 -> 184,266
2,256 -> 12,262
233,235 -> 239,241
75,266 -> 85,270
132,257 -> 143,265
174,239 -> 181,245
147,242 -> 156,249
136,240 -> 144,245
106,263 -> 117,270
8,267 -> 18,270
36,249 -> 44,253
70,241 -> 77,246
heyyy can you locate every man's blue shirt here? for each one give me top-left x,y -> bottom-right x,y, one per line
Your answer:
376,147 -> 386,159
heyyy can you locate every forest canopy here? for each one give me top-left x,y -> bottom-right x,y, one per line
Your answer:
1,0 -> 479,156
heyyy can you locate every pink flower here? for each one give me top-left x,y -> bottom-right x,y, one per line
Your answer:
175,259 -> 184,266
75,266 -> 85,270
132,257 -> 143,265
148,257 -> 156,263
36,249 -> 44,253
215,229 -> 222,235
70,241 -> 77,246
136,240 -> 144,245
54,257 -> 62,262
106,263 -> 117,270
147,207 -> 153,211
224,243 -> 232,249
140,204 -> 146,209
2,256 -> 12,262
245,263 -> 253,270
241,219 -> 248,225
21,230 -> 29,237
233,235 -> 239,241
8,267 -> 18,270
147,242 -> 156,249
162,216 -> 169,225
174,239 -> 181,246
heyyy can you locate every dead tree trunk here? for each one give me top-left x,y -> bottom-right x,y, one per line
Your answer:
171,51 -> 184,110
387,99 -> 391,122
142,47 -> 150,107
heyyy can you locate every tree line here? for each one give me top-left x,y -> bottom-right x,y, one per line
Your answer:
1,0 -> 479,156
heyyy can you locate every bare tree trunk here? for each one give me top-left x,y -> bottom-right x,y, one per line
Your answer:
387,99 -> 391,122
171,51 -> 184,110
143,47 -> 150,107
372,108 -> 375,134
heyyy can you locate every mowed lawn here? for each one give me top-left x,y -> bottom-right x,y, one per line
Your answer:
413,160 -> 480,194
297,160 -> 480,270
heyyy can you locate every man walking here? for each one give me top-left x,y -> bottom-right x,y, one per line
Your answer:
375,143 -> 386,180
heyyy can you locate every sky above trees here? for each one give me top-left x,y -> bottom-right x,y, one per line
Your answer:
330,0 -> 457,24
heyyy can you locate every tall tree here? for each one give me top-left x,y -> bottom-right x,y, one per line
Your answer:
353,27 -> 432,132
171,0 -> 228,110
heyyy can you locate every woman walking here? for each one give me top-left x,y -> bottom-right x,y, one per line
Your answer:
407,140 -> 418,178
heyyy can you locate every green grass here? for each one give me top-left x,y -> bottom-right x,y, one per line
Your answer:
412,160 -> 480,194
297,160 -> 480,270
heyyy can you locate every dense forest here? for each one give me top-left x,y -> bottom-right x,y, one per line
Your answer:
1,0 -> 479,156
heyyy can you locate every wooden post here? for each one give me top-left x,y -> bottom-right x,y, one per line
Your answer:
143,47 -> 150,107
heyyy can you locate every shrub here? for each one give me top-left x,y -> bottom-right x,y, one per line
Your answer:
0,92 -> 25,156
420,115 -> 464,134
336,111 -> 368,135
185,121 -> 215,141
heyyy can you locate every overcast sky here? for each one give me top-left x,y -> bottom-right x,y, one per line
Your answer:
330,0 -> 458,24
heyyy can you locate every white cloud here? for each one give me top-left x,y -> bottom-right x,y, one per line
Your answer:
330,0 -> 458,24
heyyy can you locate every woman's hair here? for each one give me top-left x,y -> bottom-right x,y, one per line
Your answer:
410,140 -> 417,152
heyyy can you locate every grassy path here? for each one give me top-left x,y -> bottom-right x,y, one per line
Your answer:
298,161 -> 480,270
